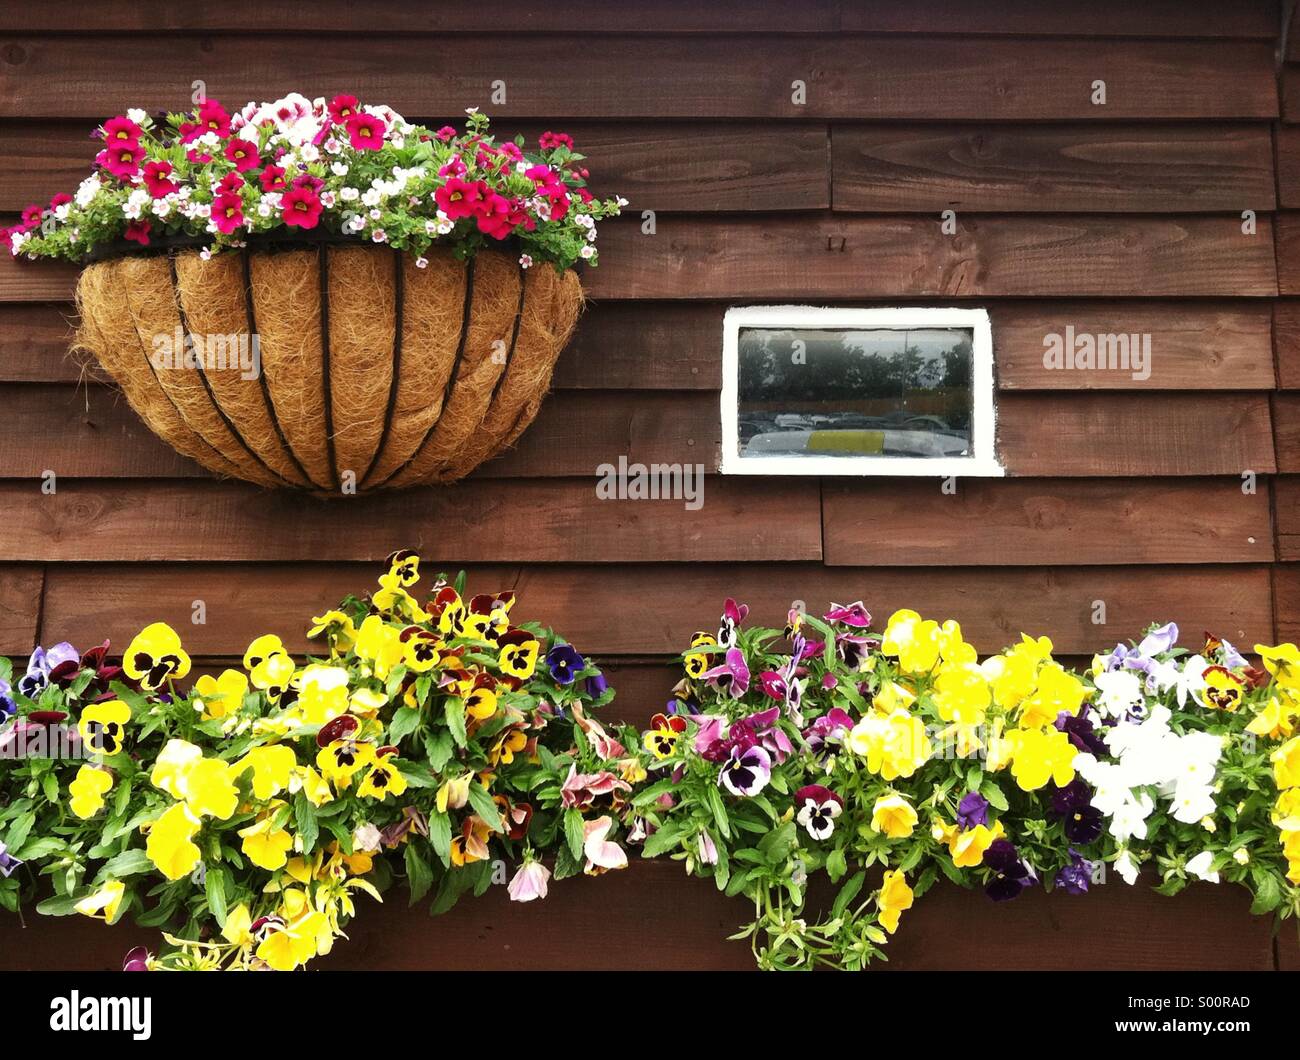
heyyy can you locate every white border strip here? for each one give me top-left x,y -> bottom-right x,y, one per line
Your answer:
719,305 -> 1003,477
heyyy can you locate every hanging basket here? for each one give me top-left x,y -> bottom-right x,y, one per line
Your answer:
73,239 -> 583,493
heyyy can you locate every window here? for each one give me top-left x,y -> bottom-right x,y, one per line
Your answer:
720,306 -> 1002,477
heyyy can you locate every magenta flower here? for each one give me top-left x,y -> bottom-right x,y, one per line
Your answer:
793,785 -> 844,840
702,647 -> 750,699
824,601 -> 872,628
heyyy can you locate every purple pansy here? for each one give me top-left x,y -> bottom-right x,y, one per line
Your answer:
793,784 -> 843,840
17,647 -> 50,698
731,706 -> 793,764
1137,622 -> 1179,657
983,839 -> 1036,902
716,597 -> 749,649
823,601 -> 871,628
836,632 -> 877,670
584,671 -> 608,699
0,841 -> 23,878
545,643 -> 585,685
122,947 -> 151,972
1055,849 -> 1093,895
0,678 -> 14,720
718,741 -> 771,797
803,707 -> 853,755
701,647 -> 750,699
956,791 -> 990,831
1050,779 -> 1104,844
1055,708 -> 1108,756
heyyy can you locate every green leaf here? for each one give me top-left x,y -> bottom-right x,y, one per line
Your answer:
4,811 -> 36,854
704,784 -> 731,840
40,772 -> 59,804
206,866 -> 228,927
1249,870 -> 1283,914
467,782 -> 504,833
980,779 -> 1009,812
641,823 -> 687,859
100,848 -> 153,878
563,809 -> 585,861
404,843 -> 435,905
293,794 -> 320,854
425,732 -> 454,772
388,705 -> 422,745
831,871 -> 867,919
825,846 -> 848,883
444,697 -> 467,748
35,893 -> 81,917
427,810 -> 452,866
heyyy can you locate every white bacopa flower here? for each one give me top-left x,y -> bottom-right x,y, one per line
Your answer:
298,144 -> 320,163
361,187 -> 382,207
579,245 -> 596,259
199,247 -> 213,261
53,203 -> 71,221
127,107 -> 147,124
331,162 -> 349,177
519,254 -> 533,269
436,219 -> 454,235
256,202 -> 273,218
339,186 -> 360,202
1185,850 -> 1219,884
371,229 -> 387,243
325,138 -> 343,154
368,208 -> 381,220
320,191 -> 336,208
414,256 -> 428,269
75,175 -> 101,207
152,198 -> 171,219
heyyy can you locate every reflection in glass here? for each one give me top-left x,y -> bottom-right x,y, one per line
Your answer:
736,327 -> 975,460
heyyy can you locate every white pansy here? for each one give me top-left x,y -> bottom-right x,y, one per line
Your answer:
1151,654 -> 1209,708
1169,782 -> 1217,824
1115,849 -> 1140,885
1185,850 -> 1220,883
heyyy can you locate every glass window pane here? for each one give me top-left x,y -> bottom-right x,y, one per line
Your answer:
736,326 -> 975,461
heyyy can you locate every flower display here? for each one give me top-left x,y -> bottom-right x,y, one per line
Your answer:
6,95 -> 624,271
622,602 -> 1300,970
0,554 -> 628,970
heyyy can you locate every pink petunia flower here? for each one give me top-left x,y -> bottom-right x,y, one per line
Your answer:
434,125 -> 457,142
539,131 -> 574,151
344,112 -> 386,151
124,219 -> 151,245
280,186 -> 322,229
435,176 -> 485,221
259,164 -> 288,192
195,99 -> 231,137
506,860 -> 551,903
101,141 -> 145,179
223,137 -> 260,172
101,115 -> 143,145
211,192 -> 244,234
327,93 -> 360,124
142,160 -> 178,198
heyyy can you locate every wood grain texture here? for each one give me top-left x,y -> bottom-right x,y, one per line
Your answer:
585,216 -> 1278,300
4,300 -> 1274,391
823,479 -> 1273,566
1275,565 -> 1300,642
0,387 -> 1279,479
0,478 -> 822,563
996,393 -> 1276,476
1273,214 -> 1300,294
1272,393 -> 1300,473
38,562 -> 1274,658
1277,126 -> 1300,208
0,37 -> 1276,120
0,120 -> 831,213
0,566 -> 42,654
1275,476 -> 1300,560
1,1 -> 1278,37
1275,301 -> 1300,389
833,125 -> 1276,213
0,863 -> 1274,971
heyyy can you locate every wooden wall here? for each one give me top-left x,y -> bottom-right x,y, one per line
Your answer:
0,0 -> 1297,969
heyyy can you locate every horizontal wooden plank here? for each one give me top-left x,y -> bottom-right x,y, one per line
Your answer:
6,300 -> 1273,392
0,862 -> 1271,970
2,1 -> 1278,37
1,215 -> 1279,303
1272,393 -> 1300,472
0,478 -> 822,563
1275,565 -> 1300,642
584,216 -> 1278,299
1278,127 -> 1300,209
996,393 -> 1275,475
0,0 -> 841,34
0,565 -> 41,654
833,124 -> 1276,213
1273,214 -> 1300,295
38,562 -> 1275,658
823,478 -> 1273,566
0,386 -> 1279,479
0,37 -> 1276,120
1274,476 -> 1300,560
0,120 -> 831,214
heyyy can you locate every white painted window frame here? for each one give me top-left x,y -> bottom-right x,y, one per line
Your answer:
720,305 -> 1004,477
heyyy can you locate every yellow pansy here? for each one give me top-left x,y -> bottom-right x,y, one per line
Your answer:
239,815 -> 295,871
357,757 -> 408,800
255,910 -> 331,971
1201,666 -> 1246,712
385,549 -> 421,587
75,879 -> 125,923
145,803 -> 202,881
870,793 -> 917,838
181,757 -> 239,819
1009,726 -> 1077,792
401,629 -> 444,673
489,728 -> 528,767
877,870 -> 913,934
932,662 -> 991,726
77,699 -> 131,756
296,664 -> 351,726
316,739 -> 376,788
880,610 -> 942,675
1247,697 -> 1297,741
244,634 -> 289,672
1272,736 -> 1300,790
238,744 -> 297,800
946,820 -> 1004,868
307,609 -> 358,655
150,738 -> 203,798
684,632 -> 716,680
193,668 -> 249,720
123,622 -> 191,691
349,686 -> 388,717
437,773 -> 472,813
249,652 -> 297,702
68,765 -> 114,819
465,682 -> 498,722
1274,788 -> 1300,830
372,573 -> 429,623
293,765 -> 335,807
847,708 -> 932,780
354,615 -> 405,681
938,620 -> 978,665
1255,642 -> 1300,695
872,680 -> 916,714
985,718 -> 1015,771
221,902 -> 254,947
1018,663 -> 1087,729
498,631 -> 540,680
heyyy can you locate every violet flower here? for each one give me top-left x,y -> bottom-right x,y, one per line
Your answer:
718,742 -> 771,797
546,643 -> 585,685
823,601 -> 871,628
1051,780 -> 1103,844
584,671 -> 609,699
716,597 -> 749,649
1055,709 -> 1108,756
731,706 -> 793,763
0,678 -> 14,720
793,784 -> 843,840
1055,850 -> 1093,895
804,707 -> 853,755
956,791 -> 989,831
0,841 -> 23,878
983,839 -> 1036,902
701,647 -> 750,699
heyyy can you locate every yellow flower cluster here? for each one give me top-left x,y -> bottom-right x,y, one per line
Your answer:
1255,645 -> 1300,883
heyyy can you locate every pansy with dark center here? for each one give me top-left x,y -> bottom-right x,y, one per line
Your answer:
1055,708 -> 1108,756
983,839 -> 1036,902
718,740 -> 771,797
793,784 -> 844,840
1050,779 -> 1103,844
701,647 -> 750,699
546,643 -> 585,685
1055,849 -> 1093,895
716,598 -> 749,649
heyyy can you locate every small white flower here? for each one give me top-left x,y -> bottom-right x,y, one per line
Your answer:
324,138 -> 343,154
257,202 -> 273,218
1115,849 -> 1140,885
579,245 -> 596,259
519,254 -> 533,269
330,161 -> 349,177
436,219 -> 453,235
339,186 -> 360,202
369,208 -> 381,220
352,823 -> 382,854
370,228 -> 387,243
199,247 -> 213,261
415,256 -> 428,269
298,144 -> 320,163
127,107 -> 147,124
361,187 -> 382,207
152,198 -> 171,219
320,191 -> 336,208
1185,850 -> 1219,884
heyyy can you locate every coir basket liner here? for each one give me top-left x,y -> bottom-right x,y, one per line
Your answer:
73,240 -> 583,494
